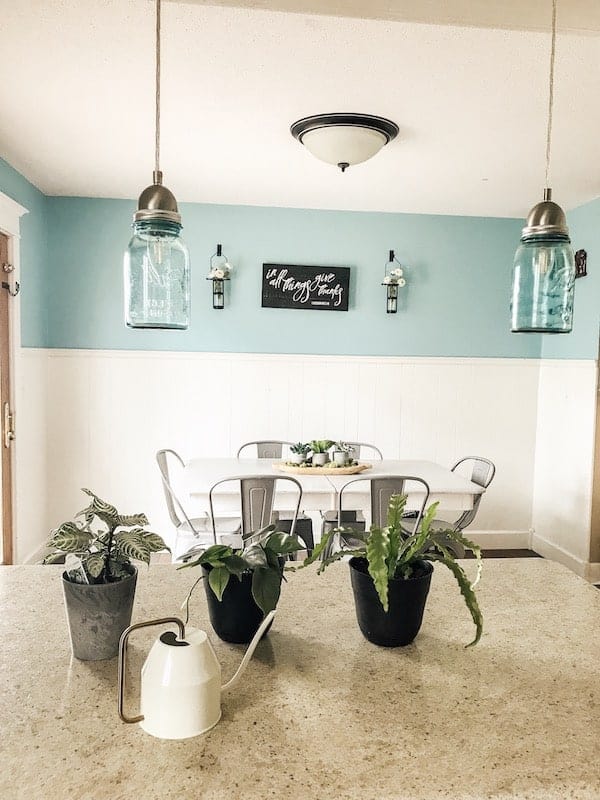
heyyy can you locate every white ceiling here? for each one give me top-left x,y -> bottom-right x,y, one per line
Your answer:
1,0 -> 599,218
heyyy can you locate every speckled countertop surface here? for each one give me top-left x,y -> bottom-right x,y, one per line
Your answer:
1,560 -> 599,800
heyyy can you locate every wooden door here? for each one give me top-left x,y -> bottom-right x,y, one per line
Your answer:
0,232 -> 14,564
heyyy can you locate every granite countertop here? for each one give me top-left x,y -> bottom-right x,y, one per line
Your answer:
1,560 -> 599,800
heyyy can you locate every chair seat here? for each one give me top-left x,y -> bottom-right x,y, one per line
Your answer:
276,514 -> 314,559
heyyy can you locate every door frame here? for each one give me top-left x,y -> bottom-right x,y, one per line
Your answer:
0,191 -> 28,564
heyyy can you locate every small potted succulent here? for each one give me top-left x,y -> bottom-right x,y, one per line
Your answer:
332,441 -> 353,467
309,439 -> 334,467
178,525 -> 303,643
303,493 -> 482,647
43,489 -> 169,660
289,442 -> 310,465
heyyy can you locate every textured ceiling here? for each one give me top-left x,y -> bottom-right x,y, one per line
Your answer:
1,0 -> 599,217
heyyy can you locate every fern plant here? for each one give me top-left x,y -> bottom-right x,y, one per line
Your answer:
43,489 -> 169,584
304,493 -> 483,646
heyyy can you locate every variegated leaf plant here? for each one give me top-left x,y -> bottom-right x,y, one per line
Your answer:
43,488 -> 169,584
303,493 -> 483,646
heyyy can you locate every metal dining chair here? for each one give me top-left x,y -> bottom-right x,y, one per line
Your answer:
342,441 -> 383,461
320,440 -> 384,534
322,475 -> 431,559
431,456 -> 496,557
208,473 -> 308,553
236,439 -> 314,555
156,449 -> 241,561
236,440 -> 295,459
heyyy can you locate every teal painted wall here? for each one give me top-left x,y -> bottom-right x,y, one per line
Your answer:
541,199 -> 600,360
45,196 -> 541,358
0,158 -> 48,345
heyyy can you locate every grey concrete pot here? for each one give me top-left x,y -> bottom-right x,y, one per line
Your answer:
312,453 -> 329,466
62,567 -> 137,661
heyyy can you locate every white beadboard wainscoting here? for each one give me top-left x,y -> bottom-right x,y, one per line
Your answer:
14,349 -> 600,580
532,359 -> 600,582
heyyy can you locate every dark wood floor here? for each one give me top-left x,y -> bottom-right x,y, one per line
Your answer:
464,549 -> 542,559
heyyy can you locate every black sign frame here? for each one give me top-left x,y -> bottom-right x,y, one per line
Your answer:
261,263 -> 350,311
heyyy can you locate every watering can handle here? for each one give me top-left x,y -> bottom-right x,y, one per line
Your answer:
117,617 -> 186,724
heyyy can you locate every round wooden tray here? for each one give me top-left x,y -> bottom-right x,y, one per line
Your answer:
274,462 -> 372,476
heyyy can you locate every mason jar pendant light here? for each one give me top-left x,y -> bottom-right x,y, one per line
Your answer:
124,0 -> 190,329
510,0 -> 575,334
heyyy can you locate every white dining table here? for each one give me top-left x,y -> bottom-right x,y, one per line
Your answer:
182,458 -> 484,518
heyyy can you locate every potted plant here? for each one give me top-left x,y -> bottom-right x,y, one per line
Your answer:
289,442 -> 310,465
303,494 -> 482,647
309,439 -> 334,467
332,441 -> 353,467
43,489 -> 169,661
178,525 -> 303,643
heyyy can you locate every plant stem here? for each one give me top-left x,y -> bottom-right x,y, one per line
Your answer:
103,524 -> 116,582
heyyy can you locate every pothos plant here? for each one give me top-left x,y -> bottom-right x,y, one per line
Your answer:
43,489 -> 169,584
178,525 -> 303,615
304,493 -> 483,646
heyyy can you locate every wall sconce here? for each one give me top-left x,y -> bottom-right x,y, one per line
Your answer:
382,250 -> 406,314
206,244 -> 232,310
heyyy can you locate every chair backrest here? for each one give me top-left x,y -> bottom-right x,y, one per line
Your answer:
208,473 -> 302,541
343,441 -> 383,461
450,456 -> 496,530
155,449 -> 203,536
237,440 -> 295,459
338,475 -> 430,531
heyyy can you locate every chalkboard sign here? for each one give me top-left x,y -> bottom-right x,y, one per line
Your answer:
262,264 -> 350,311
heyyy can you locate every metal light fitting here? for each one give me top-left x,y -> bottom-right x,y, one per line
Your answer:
510,0 -> 576,334
290,113 -> 399,172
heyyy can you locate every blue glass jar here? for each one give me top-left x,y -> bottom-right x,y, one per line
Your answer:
124,219 -> 190,329
510,232 -> 575,333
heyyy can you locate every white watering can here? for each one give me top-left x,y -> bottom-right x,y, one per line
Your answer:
117,611 -> 275,739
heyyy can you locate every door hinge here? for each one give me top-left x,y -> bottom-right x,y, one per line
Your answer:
3,402 -> 15,448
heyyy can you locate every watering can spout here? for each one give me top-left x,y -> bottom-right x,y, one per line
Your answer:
221,611 -> 275,692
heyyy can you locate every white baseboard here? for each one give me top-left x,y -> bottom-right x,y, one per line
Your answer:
466,530 -> 531,549
530,534 -> 598,582
22,542 -> 49,565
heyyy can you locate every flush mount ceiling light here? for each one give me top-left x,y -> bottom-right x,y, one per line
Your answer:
510,0 -> 575,334
123,0 -> 190,330
290,113 -> 399,172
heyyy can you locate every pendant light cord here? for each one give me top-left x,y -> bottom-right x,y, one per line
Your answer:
155,0 -> 161,179
545,0 -> 557,191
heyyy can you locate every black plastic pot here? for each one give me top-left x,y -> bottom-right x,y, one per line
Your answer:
62,566 -> 137,660
202,565 -> 279,644
349,557 -> 433,647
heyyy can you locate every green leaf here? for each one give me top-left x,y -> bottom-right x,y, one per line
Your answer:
208,565 -> 230,601
301,533 -> 332,567
79,489 -> 120,528
84,552 -> 105,578
49,522 -> 93,553
427,553 -> 483,646
42,551 -> 67,565
107,559 -> 132,581
265,532 -> 303,555
251,567 -> 282,615
222,554 -> 247,576
113,531 -> 151,564
117,513 -> 149,527
419,501 -> 440,537
141,532 -> 170,553
366,527 -> 390,611
242,544 -> 269,569
387,493 -> 407,533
